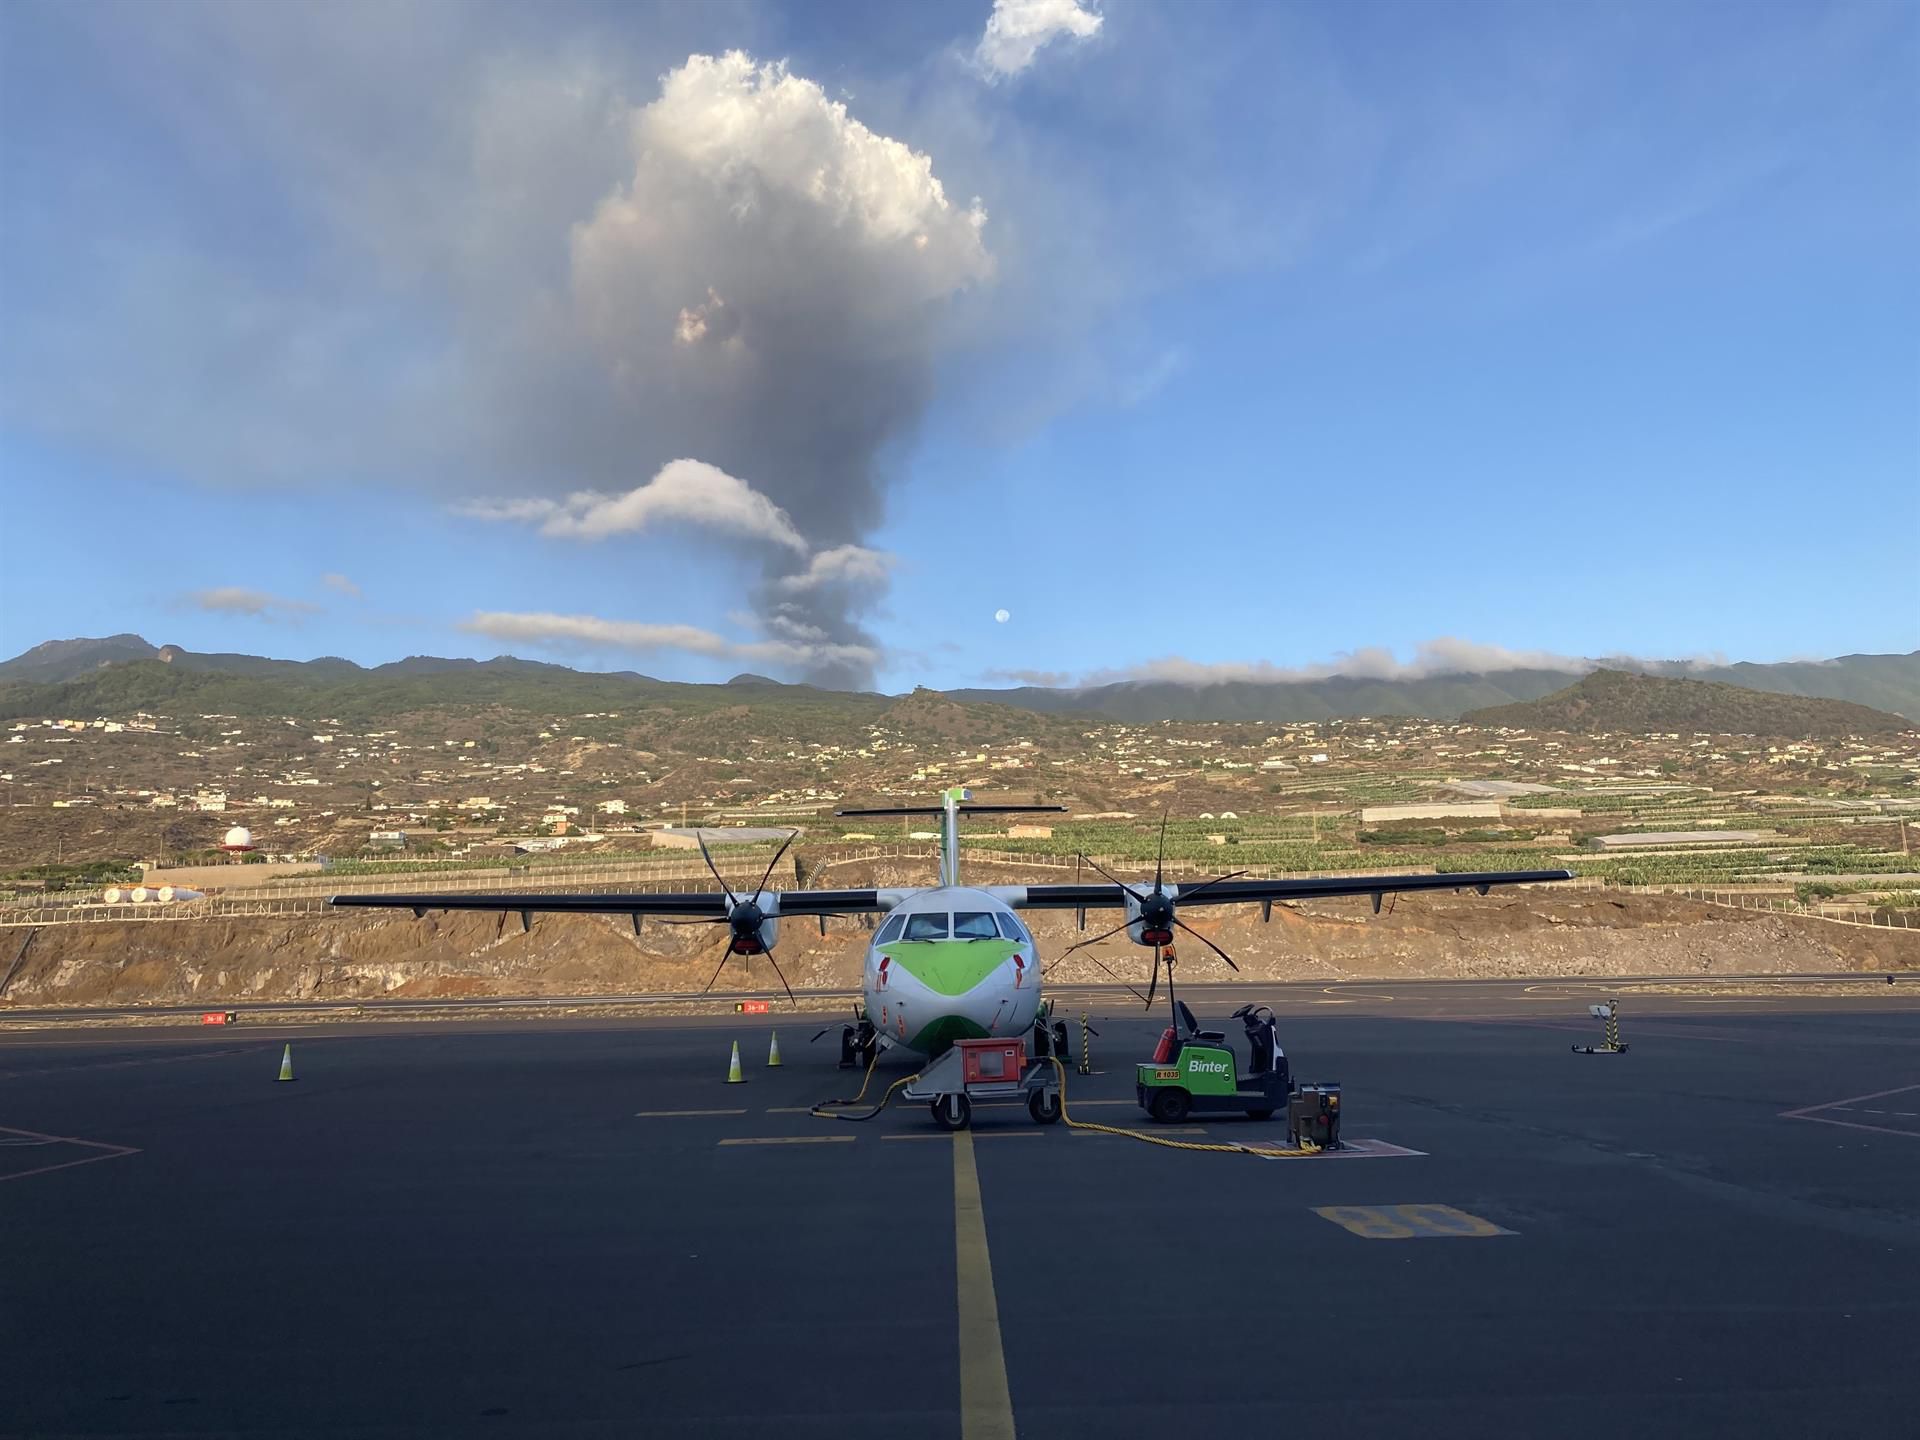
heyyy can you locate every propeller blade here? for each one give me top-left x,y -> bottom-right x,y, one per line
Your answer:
1173,915 -> 1241,973
1145,947 -> 1161,1008
1076,852 -> 1146,904
750,830 -> 798,908
759,949 -> 798,1007
1154,808 -> 1170,893
699,929 -> 735,994
1055,919 -> 1133,960
1062,951 -> 1148,1005
1171,870 -> 1248,904
696,830 -> 737,908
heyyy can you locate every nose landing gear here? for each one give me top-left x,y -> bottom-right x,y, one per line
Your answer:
838,1017 -> 880,1070
1030,1006 -> 1072,1068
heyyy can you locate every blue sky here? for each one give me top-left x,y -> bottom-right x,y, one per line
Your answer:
2,0 -> 1914,691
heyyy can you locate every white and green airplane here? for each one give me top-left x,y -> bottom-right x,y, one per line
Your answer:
329,787 -> 1571,1064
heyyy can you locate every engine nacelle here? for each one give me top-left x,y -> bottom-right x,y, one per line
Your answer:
726,895 -> 779,955
1125,888 -> 1177,947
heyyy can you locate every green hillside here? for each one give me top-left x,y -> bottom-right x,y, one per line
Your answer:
1461,669 -> 1915,737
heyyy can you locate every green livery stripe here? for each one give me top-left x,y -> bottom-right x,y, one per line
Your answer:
909,1013 -> 991,1054
880,939 -> 1018,997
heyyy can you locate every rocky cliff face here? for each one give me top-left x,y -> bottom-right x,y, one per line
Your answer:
4,889 -> 1911,1009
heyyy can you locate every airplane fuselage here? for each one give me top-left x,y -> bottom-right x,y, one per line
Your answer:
863,885 -> 1042,1054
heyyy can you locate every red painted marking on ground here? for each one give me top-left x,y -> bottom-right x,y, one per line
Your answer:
0,1125 -> 141,1183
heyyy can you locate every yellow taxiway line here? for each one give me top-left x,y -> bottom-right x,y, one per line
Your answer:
634,1108 -> 747,1118
952,1131 -> 1016,1440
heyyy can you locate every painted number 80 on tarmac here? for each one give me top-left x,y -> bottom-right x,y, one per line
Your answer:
1313,1204 -> 1513,1239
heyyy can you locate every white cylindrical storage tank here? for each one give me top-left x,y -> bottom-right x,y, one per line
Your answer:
158,886 -> 177,902
130,886 -> 152,903
103,886 -> 125,904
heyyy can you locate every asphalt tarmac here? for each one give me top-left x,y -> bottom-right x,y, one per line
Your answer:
4,990 -> 1919,1438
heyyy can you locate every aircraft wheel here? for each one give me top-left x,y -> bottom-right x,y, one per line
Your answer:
1148,1088 -> 1189,1124
932,1094 -> 972,1131
1027,1088 -> 1061,1125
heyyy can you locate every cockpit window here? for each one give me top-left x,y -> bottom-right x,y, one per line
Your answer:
994,911 -> 1030,942
953,911 -> 998,940
874,912 -> 906,945
903,912 -> 950,941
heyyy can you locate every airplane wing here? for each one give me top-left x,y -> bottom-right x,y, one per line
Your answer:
991,867 -> 1573,989
998,868 -> 1574,912
327,828 -> 902,933
326,887 -> 897,920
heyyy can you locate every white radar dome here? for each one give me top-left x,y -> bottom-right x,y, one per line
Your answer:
222,826 -> 255,850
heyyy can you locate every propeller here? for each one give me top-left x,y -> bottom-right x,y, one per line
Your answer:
1073,809 -> 1247,1005
682,829 -> 801,1006
1043,933 -> 1149,1005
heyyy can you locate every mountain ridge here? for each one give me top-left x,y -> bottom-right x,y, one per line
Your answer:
1,636 -> 1914,726
1461,669 -> 1913,737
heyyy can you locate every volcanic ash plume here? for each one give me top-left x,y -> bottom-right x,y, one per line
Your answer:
551,53 -> 992,684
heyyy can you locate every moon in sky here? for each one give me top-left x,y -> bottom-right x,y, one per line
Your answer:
994,608 -> 1010,623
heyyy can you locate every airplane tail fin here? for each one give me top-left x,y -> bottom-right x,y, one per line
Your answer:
836,794 -> 1066,888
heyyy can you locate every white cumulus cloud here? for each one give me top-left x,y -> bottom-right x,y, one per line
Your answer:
187,587 -> 320,620
1073,638 -> 1597,688
456,459 -> 808,551
321,572 -> 362,599
461,610 -> 880,676
975,0 -> 1104,79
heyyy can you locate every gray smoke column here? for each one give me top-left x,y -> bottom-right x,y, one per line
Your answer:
543,52 -> 992,685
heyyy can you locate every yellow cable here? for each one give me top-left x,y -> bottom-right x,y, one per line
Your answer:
1047,1058 -> 1315,1159
812,1043 -> 918,1122
807,1046 -> 1325,1154
812,1039 -> 882,1111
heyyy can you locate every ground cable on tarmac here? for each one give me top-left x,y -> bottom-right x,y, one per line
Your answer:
1046,1058 -> 1321,1159
811,1045 -> 917,1123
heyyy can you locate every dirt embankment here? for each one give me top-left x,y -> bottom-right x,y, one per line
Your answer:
2,885 -> 1913,1008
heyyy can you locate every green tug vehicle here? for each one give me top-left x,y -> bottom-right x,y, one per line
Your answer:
1136,999 -> 1293,1123
1132,952 -> 1342,1147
